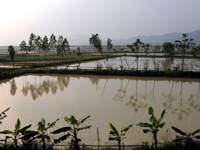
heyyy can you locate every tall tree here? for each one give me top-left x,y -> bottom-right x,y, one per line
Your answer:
56,36 -> 70,60
8,45 -> 15,68
35,36 -> 42,52
127,39 -> 144,70
29,33 -> 36,62
62,38 -> 70,55
143,43 -> 150,70
41,36 -> 50,62
57,36 -> 63,60
19,41 -> 27,51
19,41 -> 28,62
107,38 -> 113,50
89,34 -> 102,53
162,42 -> 175,70
175,33 -> 195,71
49,34 -> 57,61
152,45 -> 161,70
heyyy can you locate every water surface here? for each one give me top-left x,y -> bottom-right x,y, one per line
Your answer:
0,75 -> 200,145
54,56 -> 200,71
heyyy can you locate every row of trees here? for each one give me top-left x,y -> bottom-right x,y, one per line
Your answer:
162,33 -> 200,71
89,33 -> 200,71
20,33 -> 70,60
6,33 -> 199,70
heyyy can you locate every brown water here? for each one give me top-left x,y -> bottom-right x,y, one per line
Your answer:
0,75 -> 200,145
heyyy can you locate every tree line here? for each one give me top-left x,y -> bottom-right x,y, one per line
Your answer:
6,33 -> 200,71
20,33 -> 70,60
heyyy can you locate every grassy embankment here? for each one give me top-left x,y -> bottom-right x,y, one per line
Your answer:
0,68 -> 200,81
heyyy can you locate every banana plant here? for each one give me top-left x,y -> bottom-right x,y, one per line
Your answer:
137,106 -> 166,149
52,115 -> 91,150
0,118 -> 31,148
108,123 -> 132,150
172,126 -> 200,146
21,118 -> 59,150
0,107 -> 10,125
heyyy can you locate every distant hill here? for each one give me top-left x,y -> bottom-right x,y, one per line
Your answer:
112,30 -> 200,45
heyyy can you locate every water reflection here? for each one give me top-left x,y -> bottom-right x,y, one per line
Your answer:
110,78 -> 200,120
10,79 -> 17,96
21,75 -> 70,100
55,56 -> 200,71
3,75 -> 200,120
162,81 -> 200,120
0,75 -> 200,145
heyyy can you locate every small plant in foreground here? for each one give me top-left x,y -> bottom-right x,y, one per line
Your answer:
0,118 -> 31,148
37,118 -> 59,150
52,115 -> 91,150
0,107 -> 10,125
108,123 -> 132,150
22,118 -> 59,150
137,106 -> 166,149
172,126 -> 200,148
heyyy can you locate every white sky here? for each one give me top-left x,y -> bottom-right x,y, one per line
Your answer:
0,0 -> 200,45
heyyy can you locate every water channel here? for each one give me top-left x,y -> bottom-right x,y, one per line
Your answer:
0,75 -> 200,145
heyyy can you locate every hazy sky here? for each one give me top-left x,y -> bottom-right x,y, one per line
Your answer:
0,0 -> 200,45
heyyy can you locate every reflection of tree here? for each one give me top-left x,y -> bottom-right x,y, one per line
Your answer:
22,78 -> 29,96
162,81 -> 200,120
57,76 -> 69,91
21,76 -> 70,100
125,79 -> 148,113
162,81 -> 176,111
10,79 -> 17,96
113,79 -> 129,102
112,78 -> 200,120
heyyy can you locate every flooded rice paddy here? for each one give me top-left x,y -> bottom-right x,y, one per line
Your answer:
54,56 -> 200,71
0,74 -> 200,145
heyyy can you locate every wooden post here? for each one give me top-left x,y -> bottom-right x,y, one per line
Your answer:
82,143 -> 85,150
123,143 -> 125,150
51,143 -> 53,150
4,139 -> 7,149
97,127 -> 100,149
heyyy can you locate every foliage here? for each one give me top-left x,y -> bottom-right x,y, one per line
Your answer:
89,33 -> 102,53
107,38 -> 113,50
191,46 -> 200,57
137,107 -> 166,149
57,36 -> 70,58
175,33 -> 196,71
49,34 -> 57,50
76,47 -> 81,55
172,126 -> 200,146
8,45 -> 15,68
162,42 -> 175,69
41,36 -> 50,53
21,118 -> 59,150
19,41 -> 27,51
28,33 -> 36,52
35,35 -> 43,51
127,39 -> 146,70
52,115 -> 91,150
0,119 -> 31,148
0,107 -> 10,125
108,123 -> 132,150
